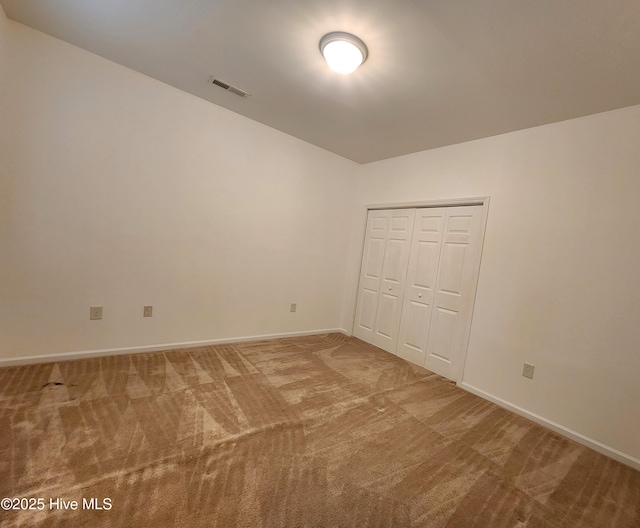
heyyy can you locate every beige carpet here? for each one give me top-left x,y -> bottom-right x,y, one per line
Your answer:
0,333 -> 638,527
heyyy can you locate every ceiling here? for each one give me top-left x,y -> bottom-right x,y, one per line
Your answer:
2,0 -> 640,164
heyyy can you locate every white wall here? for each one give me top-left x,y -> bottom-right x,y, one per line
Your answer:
350,105 -> 640,464
0,15 -> 358,360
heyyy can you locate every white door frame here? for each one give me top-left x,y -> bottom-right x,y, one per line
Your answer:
349,196 -> 490,385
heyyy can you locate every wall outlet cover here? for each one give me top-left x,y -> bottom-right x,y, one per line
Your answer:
523,363 -> 535,379
143,305 -> 153,317
90,306 -> 103,320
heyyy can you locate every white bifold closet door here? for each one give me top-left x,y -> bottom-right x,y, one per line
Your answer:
353,209 -> 415,353
354,205 -> 484,381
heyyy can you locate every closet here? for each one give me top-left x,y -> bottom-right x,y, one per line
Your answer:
353,205 -> 485,381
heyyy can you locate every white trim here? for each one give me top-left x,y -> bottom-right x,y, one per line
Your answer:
366,196 -> 490,211
460,382 -> 640,471
455,197 -> 490,383
0,328 -> 349,367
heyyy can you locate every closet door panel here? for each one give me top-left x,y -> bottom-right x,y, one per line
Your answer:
403,301 -> 431,350
375,293 -> 396,339
353,210 -> 390,342
414,241 -> 441,288
428,307 -> 457,361
357,289 -> 379,334
372,209 -> 415,353
396,209 -> 445,365
425,206 -> 483,380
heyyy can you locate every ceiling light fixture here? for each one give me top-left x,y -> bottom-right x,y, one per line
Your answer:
319,32 -> 368,74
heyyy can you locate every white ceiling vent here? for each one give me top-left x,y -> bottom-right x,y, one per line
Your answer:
209,77 -> 250,98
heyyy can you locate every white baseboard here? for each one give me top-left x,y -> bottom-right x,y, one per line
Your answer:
0,328 -> 350,367
460,382 -> 640,472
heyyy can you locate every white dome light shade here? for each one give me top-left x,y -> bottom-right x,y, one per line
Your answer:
320,32 -> 368,74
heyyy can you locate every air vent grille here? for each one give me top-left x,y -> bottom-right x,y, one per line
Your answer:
209,77 -> 250,98
211,79 -> 230,90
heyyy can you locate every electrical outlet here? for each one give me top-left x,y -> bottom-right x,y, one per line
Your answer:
522,363 -> 535,379
90,306 -> 103,320
290,303 -> 297,313
143,305 -> 153,317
